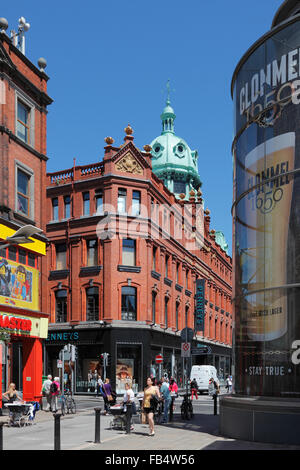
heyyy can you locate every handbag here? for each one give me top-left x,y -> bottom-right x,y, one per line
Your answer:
150,394 -> 159,409
141,412 -> 147,424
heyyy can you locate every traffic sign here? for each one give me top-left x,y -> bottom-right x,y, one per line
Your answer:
155,354 -> 163,364
181,342 -> 191,357
191,345 -> 212,355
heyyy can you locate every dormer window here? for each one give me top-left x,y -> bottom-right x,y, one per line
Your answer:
174,142 -> 186,158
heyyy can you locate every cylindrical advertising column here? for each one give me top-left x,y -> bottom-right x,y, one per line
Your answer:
220,2 -> 300,445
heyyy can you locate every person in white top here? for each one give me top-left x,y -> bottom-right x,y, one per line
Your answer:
122,382 -> 136,430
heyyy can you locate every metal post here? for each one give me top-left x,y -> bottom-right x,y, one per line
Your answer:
125,403 -> 132,434
169,397 -> 174,422
0,422 -> 4,450
94,407 -> 101,443
213,394 -> 217,415
53,412 -> 62,450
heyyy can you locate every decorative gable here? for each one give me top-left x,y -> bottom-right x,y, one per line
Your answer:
115,152 -> 143,175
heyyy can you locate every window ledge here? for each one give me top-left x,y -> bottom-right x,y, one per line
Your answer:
175,283 -> 183,292
49,269 -> 70,280
151,270 -> 161,280
164,277 -> 173,287
185,289 -> 192,297
117,265 -> 141,273
79,266 -> 102,276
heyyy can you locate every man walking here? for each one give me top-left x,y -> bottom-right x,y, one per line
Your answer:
160,377 -> 171,424
41,375 -> 53,411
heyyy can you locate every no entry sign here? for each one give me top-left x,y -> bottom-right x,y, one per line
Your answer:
155,354 -> 163,364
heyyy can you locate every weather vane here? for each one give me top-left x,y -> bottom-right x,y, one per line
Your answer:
163,79 -> 175,104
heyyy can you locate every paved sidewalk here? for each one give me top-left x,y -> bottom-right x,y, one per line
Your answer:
80,413 -> 300,451
2,400 -> 300,451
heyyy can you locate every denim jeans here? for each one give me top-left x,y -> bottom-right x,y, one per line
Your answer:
163,398 -> 171,422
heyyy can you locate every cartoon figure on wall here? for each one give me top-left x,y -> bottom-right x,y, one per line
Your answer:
0,258 -> 32,302
0,259 -> 11,297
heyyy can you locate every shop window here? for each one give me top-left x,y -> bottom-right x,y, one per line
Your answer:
52,197 -> 59,221
86,287 -> 99,321
131,190 -> 141,216
118,188 -> 127,213
56,243 -> 67,270
95,190 -> 103,214
116,344 -> 142,394
55,290 -> 68,323
122,239 -> 136,266
121,286 -> 137,321
83,192 -> 90,216
64,195 -> 71,219
87,239 -> 98,266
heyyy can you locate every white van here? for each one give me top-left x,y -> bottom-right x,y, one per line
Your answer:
190,365 -> 219,394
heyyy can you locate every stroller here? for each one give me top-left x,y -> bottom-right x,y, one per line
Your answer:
5,401 -> 39,427
109,404 -> 127,430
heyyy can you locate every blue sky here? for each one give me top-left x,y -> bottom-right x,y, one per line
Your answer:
2,0 -> 284,254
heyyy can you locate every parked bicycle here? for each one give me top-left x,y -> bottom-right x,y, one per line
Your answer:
60,389 -> 76,415
180,393 -> 193,420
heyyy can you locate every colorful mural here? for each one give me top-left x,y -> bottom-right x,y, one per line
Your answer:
0,257 -> 39,311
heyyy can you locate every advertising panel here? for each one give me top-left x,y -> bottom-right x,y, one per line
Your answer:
195,279 -> 205,331
0,256 -> 39,311
233,20 -> 300,397
0,312 -> 48,338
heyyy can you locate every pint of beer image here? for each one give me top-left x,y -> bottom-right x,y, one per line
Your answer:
241,132 -> 295,341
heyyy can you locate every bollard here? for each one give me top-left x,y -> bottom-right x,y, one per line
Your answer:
53,412 -> 62,450
169,398 -> 174,422
94,407 -> 101,443
213,394 -> 218,415
0,422 -> 4,451
125,403 -> 132,434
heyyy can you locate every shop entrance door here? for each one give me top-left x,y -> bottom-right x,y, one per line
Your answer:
12,342 -> 23,391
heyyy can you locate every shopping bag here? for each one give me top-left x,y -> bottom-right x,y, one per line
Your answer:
141,412 -> 147,424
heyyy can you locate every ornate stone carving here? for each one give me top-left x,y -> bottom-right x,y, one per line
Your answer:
115,152 -> 143,174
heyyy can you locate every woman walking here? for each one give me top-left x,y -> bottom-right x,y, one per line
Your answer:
103,378 -> 113,414
142,377 -> 160,436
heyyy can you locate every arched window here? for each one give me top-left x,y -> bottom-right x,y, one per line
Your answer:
55,290 -> 67,323
86,287 -> 99,321
152,291 -> 157,324
121,286 -> 137,321
165,297 -> 169,328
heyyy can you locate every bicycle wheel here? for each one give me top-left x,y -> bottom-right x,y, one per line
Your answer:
18,416 -> 26,427
181,406 -> 187,420
69,399 -> 76,414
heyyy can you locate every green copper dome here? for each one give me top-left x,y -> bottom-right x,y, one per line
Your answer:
151,98 -> 201,198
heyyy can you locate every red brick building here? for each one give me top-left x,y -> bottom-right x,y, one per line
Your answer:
44,117 -> 232,394
0,20 -> 51,404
